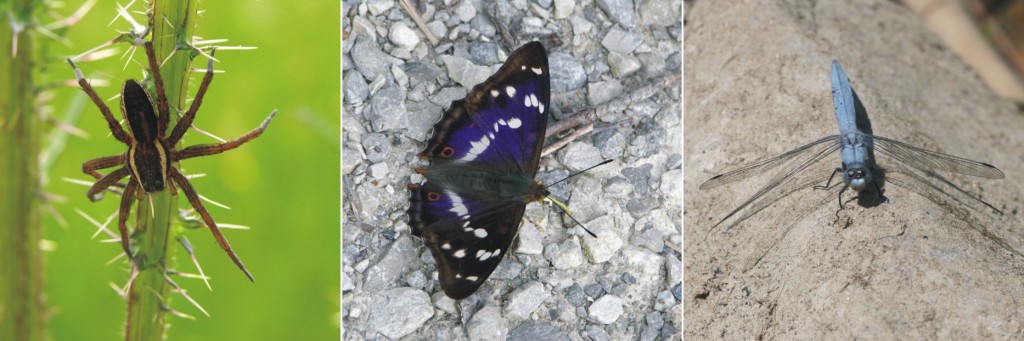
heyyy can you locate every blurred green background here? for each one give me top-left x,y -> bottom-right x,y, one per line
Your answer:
41,1 -> 339,339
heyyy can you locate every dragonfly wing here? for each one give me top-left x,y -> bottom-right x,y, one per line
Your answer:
871,135 -> 1004,179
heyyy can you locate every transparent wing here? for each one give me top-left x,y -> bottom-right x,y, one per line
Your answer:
703,136 -> 842,228
699,135 -> 839,190
871,135 -> 1004,179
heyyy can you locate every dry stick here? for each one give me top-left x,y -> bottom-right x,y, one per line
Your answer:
542,123 -> 593,157
486,2 -> 517,51
546,73 -> 681,140
539,73 -> 682,156
399,0 -> 439,46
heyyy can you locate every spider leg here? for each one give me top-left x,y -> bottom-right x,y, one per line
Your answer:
83,153 -> 126,179
86,167 -> 131,202
66,58 -> 132,144
175,110 -> 277,161
166,49 -> 217,146
118,180 -> 139,257
143,41 -> 170,137
169,168 -> 254,282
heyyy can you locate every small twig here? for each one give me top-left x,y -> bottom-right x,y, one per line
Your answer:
399,0 -> 439,46
541,123 -> 593,157
546,73 -> 681,139
486,2 -> 516,51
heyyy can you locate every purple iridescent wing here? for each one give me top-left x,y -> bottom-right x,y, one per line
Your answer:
408,42 -> 550,299
418,41 -> 550,176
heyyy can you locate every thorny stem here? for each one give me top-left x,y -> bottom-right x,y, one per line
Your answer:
0,0 -> 46,340
124,0 -> 197,340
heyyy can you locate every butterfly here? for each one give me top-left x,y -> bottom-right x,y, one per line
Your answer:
407,41 -> 551,299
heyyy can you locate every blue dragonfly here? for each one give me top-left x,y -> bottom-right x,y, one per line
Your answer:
700,60 -> 1005,231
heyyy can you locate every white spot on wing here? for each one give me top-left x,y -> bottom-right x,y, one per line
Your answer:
441,243 -> 451,250
493,249 -> 501,257
455,273 -> 463,279
524,96 -> 532,107
538,103 -> 545,113
505,86 -> 516,98
508,117 -> 522,129
531,67 -> 543,75
466,275 -> 479,281
460,134 -> 492,161
473,228 -> 488,238
447,191 -> 469,216
530,94 -> 538,107
490,89 -> 499,97
454,249 -> 466,258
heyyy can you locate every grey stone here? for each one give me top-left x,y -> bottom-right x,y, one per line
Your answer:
554,0 -> 574,19
596,0 -> 636,27
565,284 -> 586,306
628,122 -> 667,158
468,42 -> 499,65
594,129 -> 626,159
632,226 -> 664,253
654,290 -> 677,311
467,305 -> 508,340
638,0 -> 679,27
470,14 -> 497,37
491,256 -> 524,280
365,0 -> 395,16
429,87 -> 467,107
505,281 -> 550,319
363,236 -> 418,290
558,142 -> 604,172
607,52 -> 641,78
368,162 -> 389,180
343,70 -> 369,104
601,29 -> 643,55
366,287 -> 433,339
366,85 -> 408,132
342,271 -> 354,293
602,176 -> 633,198
636,51 -> 667,77
627,197 -> 655,218
588,294 -> 624,324
388,22 -> 420,49
405,100 -> 442,142
587,80 -> 624,106
404,61 -> 443,87
426,20 -> 448,39
361,133 -> 390,163
350,37 -> 391,80
547,238 -> 583,270
441,54 -> 491,88
586,326 -> 612,341
509,321 -> 570,341
455,0 -> 477,22
621,163 -> 653,196
580,216 -> 622,263
666,249 -> 682,286
549,52 -> 587,92
342,146 -> 362,174
515,221 -> 544,255
584,283 -> 604,298
536,0 -> 552,9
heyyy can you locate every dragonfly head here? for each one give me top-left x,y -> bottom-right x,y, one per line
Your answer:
844,165 -> 871,191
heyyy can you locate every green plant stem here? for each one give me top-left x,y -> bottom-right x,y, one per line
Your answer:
124,0 -> 197,340
0,0 -> 46,340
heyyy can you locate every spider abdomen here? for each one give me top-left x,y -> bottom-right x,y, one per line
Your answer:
129,141 -> 169,192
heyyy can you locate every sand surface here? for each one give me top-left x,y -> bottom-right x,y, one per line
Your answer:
684,0 -> 1024,339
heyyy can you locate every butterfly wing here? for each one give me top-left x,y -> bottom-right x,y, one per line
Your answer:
408,181 -> 526,298
409,42 -> 551,299
419,41 -> 550,177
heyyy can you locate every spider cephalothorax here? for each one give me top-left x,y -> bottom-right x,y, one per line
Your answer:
68,41 -> 275,281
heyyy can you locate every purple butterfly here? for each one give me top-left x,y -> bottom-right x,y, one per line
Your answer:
407,42 -> 551,299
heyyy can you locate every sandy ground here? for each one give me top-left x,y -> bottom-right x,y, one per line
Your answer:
684,0 -> 1024,339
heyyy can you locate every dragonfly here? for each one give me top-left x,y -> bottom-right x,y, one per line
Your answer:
700,60 -> 1005,229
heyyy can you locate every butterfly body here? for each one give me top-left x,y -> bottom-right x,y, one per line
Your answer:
408,42 -> 550,299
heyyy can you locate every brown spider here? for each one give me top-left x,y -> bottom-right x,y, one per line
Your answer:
68,41 -> 275,282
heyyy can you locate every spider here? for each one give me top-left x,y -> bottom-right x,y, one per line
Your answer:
67,41 -> 275,282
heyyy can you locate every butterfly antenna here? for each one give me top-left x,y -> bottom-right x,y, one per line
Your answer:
548,159 -> 613,187
546,196 -> 598,238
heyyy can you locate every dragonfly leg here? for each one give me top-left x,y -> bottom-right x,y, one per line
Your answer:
816,167 -> 842,190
